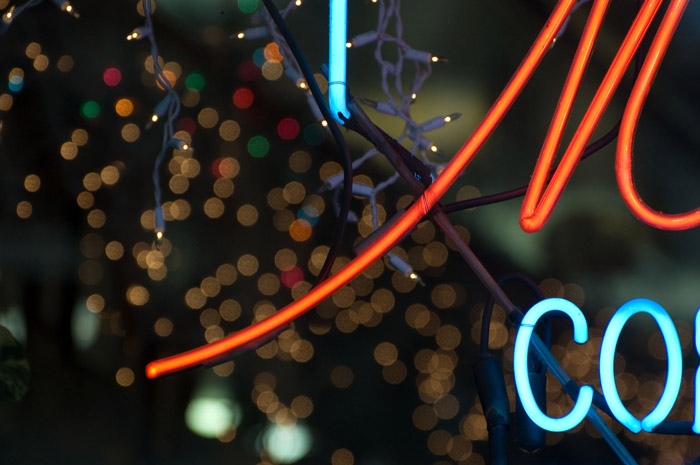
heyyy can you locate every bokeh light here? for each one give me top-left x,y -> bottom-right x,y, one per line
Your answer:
247,135 -> 269,158
232,87 -> 254,109
185,72 -> 205,91
80,101 -> 101,119
103,67 -> 122,86
238,0 -> 259,14
114,98 -> 134,117
277,117 -> 300,140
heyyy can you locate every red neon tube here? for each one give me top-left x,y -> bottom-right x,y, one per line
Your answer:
520,0 -> 663,233
145,0 -> 578,378
616,0 -> 696,230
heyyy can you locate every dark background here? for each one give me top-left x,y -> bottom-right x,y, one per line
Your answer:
1,0 -> 700,464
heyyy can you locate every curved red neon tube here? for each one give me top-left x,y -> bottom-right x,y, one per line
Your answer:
520,0 -> 664,232
616,0 -> 696,230
145,0 -> 578,379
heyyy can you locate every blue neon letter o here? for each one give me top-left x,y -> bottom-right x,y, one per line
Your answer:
599,299 -> 682,433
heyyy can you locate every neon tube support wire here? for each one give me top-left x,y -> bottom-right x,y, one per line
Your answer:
145,0 -> 577,379
329,0 -> 350,124
616,0 -> 695,230
519,0 -> 664,233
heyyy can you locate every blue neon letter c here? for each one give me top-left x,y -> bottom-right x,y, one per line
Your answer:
599,299 -> 682,433
514,298 -> 593,432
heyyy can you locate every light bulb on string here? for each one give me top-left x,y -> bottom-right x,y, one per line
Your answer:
154,206 -> 165,247
347,31 -> 379,48
2,5 -> 15,24
404,49 -> 446,64
127,27 -> 151,40
419,112 -> 462,132
233,26 -> 267,40
168,138 -> 190,152
147,94 -> 172,128
52,0 -> 78,17
387,254 -> 424,286
359,98 -> 398,116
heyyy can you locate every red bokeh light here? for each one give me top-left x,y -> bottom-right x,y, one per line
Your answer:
233,88 -> 254,109
176,117 -> 197,135
103,67 -> 122,87
237,60 -> 260,82
211,157 -> 237,179
281,266 -> 304,288
277,117 -> 300,141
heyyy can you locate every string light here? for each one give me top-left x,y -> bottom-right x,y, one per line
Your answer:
404,49 -> 444,64
126,27 -> 151,40
1,0 -> 76,32
419,113 -> 461,132
52,0 -> 77,16
234,26 -> 267,40
3,5 -> 15,23
359,98 -> 399,116
387,253 -> 424,285
129,0 -> 187,244
346,31 -> 379,48
144,0 -> 578,380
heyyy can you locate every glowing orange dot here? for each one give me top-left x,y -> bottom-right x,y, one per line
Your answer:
155,70 -> 177,90
115,98 -> 134,117
289,219 -> 312,242
263,42 -> 284,62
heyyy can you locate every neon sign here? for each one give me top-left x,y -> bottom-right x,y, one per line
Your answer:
328,0 -> 349,124
514,297 -> 697,434
146,0 -> 691,378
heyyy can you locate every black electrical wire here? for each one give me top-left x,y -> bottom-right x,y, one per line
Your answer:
439,122 -> 621,214
261,0 -> 353,284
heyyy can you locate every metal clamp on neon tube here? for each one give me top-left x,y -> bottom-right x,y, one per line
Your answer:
329,0 -> 350,124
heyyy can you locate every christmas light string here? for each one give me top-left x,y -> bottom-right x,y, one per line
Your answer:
1,0 -> 76,34
143,0 -> 576,378
252,0 -> 354,284
142,12 -> 621,459
128,0 -> 188,246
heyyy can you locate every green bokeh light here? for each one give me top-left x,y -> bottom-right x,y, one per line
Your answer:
238,0 -> 258,14
185,73 -> 205,92
303,123 -> 326,146
185,397 -> 242,438
247,135 -> 270,158
80,101 -> 101,119
261,423 -> 312,464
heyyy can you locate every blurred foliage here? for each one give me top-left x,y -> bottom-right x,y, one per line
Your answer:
0,325 -> 30,402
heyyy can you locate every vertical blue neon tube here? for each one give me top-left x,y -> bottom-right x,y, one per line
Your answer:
694,308 -> 700,434
514,298 -> 593,432
599,299 -> 682,433
329,0 -> 350,124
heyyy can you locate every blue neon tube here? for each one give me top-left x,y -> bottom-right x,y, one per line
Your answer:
599,299 -> 682,433
514,298 -> 593,432
329,0 -> 350,124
